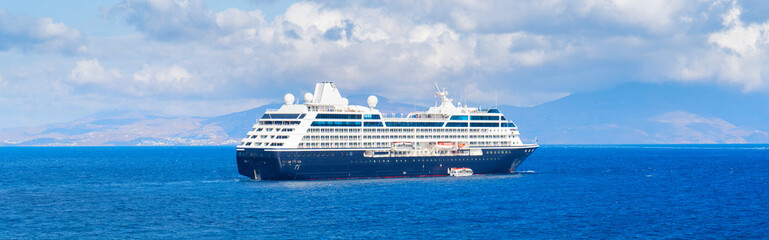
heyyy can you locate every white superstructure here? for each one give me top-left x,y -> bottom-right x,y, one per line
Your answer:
237,82 -> 528,151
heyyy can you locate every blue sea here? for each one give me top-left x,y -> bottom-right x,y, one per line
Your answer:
1,145 -> 768,239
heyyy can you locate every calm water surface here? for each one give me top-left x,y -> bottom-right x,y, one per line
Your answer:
1,145 -> 768,239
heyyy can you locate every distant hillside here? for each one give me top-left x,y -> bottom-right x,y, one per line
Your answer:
500,83 -> 769,144
201,103 -> 283,140
0,109 -> 235,146
2,83 -> 767,146
0,96 -> 414,146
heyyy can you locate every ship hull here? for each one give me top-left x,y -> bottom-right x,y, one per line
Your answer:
236,146 -> 537,180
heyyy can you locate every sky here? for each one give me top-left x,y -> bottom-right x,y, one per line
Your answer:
1,0 -> 768,129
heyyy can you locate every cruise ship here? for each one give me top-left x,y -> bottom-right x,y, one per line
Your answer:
236,82 -> 538,180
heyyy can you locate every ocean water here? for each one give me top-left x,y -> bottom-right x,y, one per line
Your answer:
1,145 -> 768,239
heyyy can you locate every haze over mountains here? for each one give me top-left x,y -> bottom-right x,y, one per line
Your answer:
2,83 -> 767,146
504,83 -> 769,144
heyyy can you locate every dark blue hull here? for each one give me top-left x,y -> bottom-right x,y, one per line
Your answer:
236,147 -> 537,180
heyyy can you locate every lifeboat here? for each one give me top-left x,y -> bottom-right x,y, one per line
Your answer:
448,167 -> 473,177
436,142 -> 455,149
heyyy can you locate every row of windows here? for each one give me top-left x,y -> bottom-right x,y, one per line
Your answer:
285,151 -> 355,157
354,158 -> 501,164
449,115 -> 506,121
367,135 -> 508,140
250,128 -> 294,133
242,142 -> 284,147
470,122 -> 499,127
486,150 -> 515,155
238,151 -> 272,157
363,114 -> 381,119
299,134 -> 512,141
309,128 -> 507,134
300,142 -> 368,148
470,115 -> 500,121
260,120 -> 301,125
316,113 -> 362,119
261,113 -> 305,119
303,135 -> 361,141
308,128 -> 360,133
249,135 -> 286,139
385,122 -> 444,127
408,114 -> 445,119
311,121 -> 362,127
297,141 -> 514,148
446,122 -> 468,127
307,121 -> 514,128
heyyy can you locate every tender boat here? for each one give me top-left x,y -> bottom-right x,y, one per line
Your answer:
449,167 -> 474,177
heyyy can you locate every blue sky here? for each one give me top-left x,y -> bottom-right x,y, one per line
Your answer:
1,0 -> 768,129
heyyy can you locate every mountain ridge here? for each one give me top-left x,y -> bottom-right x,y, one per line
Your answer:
2,83 -> 767,145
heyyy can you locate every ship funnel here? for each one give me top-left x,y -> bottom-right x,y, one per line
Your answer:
312,82 -> 346,105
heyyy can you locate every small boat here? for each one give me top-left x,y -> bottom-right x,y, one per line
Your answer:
448,167 -> 473,177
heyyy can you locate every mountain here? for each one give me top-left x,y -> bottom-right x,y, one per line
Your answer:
0,110 -> 225,146
200,103 -> 283,140
0,95 -> 416,146
500,82 -> 769,144
1,83 -> 768,146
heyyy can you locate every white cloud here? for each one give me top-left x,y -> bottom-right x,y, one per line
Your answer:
111,0 -> 217,41
215,8 -> 265,30
674,1 -> 769,91
0,8 -> 87,55
66,56 -> 213,97
283,2 -> 344,33
68,59 -> 122,84
104,0 -> 646,104
133,64 -> 192,84
9,0 -> 769,130
579,0 -> 689,33
131,64 -> 211,95
407,24 -> 459,43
